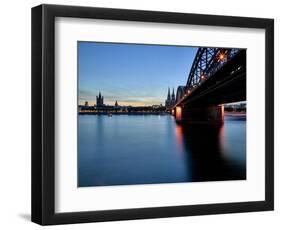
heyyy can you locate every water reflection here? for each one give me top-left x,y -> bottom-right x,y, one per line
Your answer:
78,115 -> 246,187
175,122 -> 184,154
175,121 -> 246,182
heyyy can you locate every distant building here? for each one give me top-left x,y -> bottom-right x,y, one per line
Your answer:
84,101 -> 89,107
96,92 -> 104,107
152,104 -> 164,109
224,102 -> 247,112
115,100 -> 119,107
239,103 -> 246,109
165,87 -> 176,109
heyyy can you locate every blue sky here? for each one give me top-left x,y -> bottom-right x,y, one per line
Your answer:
78,41 -> 197,106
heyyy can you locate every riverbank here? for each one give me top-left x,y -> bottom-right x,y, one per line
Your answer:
79,111 -> 170,115
225,111 -> 246,117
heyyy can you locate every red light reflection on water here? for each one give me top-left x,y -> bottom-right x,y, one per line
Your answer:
175,123 -> 183,154
218,123 -> 226,157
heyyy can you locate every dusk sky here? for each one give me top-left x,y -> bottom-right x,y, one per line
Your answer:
78,41 -> 198,106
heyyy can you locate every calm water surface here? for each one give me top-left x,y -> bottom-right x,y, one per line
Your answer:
78,115 -> 246,187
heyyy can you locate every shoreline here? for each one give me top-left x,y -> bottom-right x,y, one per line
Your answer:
79,112 -> 169,115
78,111 -> 246,116
224,111 -> 246,116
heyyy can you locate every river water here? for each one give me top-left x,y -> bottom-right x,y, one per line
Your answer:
78,114 -> 246,187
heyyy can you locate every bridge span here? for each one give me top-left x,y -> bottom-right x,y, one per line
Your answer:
171,48 -> 246,124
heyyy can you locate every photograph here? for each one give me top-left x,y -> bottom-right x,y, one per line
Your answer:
77,42 -> 247,187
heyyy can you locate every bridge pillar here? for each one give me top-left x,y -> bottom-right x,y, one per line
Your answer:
175,106 -> 182,121
176,105 -> 224,124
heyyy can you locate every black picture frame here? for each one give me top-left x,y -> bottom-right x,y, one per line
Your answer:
31,4 -> 274,225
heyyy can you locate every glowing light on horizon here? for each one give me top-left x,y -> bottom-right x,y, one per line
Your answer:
79,99 -> 165,107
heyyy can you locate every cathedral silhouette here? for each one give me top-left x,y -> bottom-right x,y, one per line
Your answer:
165,87 -> 176,109
96,91 -> 104,107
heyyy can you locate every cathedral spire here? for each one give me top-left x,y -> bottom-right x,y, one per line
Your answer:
165,87 -> 176,109
167,87 -> 171,100
96,91 -> 104,107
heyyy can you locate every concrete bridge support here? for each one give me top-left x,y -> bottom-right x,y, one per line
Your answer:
174,105 -> 224,124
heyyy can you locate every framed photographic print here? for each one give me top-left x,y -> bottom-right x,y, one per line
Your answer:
31,4 -> 274,225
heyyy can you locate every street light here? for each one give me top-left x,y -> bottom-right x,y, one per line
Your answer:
218,52 -> 226,62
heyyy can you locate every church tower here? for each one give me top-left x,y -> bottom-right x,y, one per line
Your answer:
167,87 -> 171,100
96,91 -> 104,107
165,87 -> 175,109
171,88 -> 175,102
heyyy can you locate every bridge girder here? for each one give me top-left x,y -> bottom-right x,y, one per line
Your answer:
186,47 -> 240,90
174,48 -> 245,109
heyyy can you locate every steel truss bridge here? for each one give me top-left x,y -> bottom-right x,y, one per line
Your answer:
173,47 -> 246,123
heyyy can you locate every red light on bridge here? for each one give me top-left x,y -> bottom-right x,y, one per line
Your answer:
200,75 -> 205,80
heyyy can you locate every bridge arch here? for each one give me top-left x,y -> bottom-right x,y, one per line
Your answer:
173,48 -> 245,123
186,48 -> 240,89
176,86 -> 186,103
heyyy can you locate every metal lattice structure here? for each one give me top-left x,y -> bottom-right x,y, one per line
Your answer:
176,86 -> 186,103
186,48 -> 241,90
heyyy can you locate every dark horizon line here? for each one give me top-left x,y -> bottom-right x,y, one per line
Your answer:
78,104 -> 164,107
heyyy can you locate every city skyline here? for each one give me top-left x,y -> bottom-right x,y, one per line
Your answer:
80,90 -> 246,107
78,41 -> 197,106
80,89 -> 172,107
